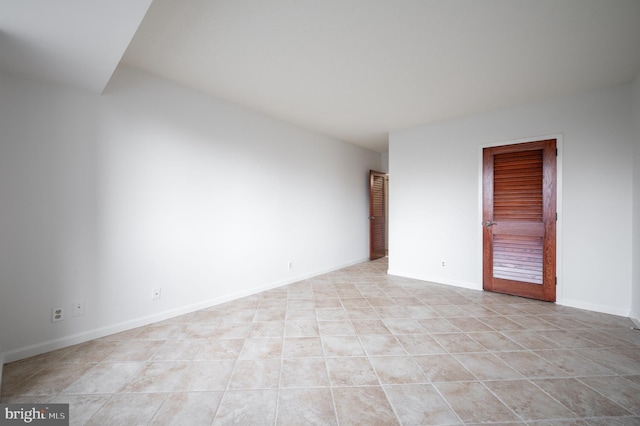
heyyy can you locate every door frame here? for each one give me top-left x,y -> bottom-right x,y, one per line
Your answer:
477,134 -> 563,301
369,170 -> 388,260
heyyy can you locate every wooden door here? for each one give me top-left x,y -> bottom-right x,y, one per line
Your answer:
369,170 -> 386,260
482,140 -> 557,301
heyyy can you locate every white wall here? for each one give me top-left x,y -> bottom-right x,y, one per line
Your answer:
632,73 -> 640,325
390,84 -> 634,316
0,67 -> 381,362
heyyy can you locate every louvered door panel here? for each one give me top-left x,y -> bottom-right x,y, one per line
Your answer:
492,150 -> 544,284
494,150 -> 543,222
493,235 -> 543,284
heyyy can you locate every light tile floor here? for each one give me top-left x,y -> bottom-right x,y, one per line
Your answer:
2,258 -> 640,425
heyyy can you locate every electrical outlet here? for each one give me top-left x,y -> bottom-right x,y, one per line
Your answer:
152,288 -> 161,301
52,307 -> 64,322
288,261 -> 293,269
441,261 -> 446,267
73,301 -> 85,317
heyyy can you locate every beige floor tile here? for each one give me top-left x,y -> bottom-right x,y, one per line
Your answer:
315,307 -> 348,321
63,362 -> 142,395
249,320 -> 284,337
575,348 -> 640,375
321,335 -> 366,357
287,299 -> 314,310
282,337 -> 324,358
495,351 -> 570,378
374,305 -> 411,319
501,330 -> 564,350
3,362 -> 96,397
431,333 -> 489,353
448,317 -> 496,332
50,394 -> 111,426
533,378 -> 633,417
4,258 -> 640,425
85,392 -> 166,426
345,306 -> 379,319
453,353 -> 522,380
149,391 -> 223,426
578,376 -> 640,415
209,323 -> 251,339
280,358 -> 330,388
359,334 -> 406,356
583,417 -> 640,425
506,315 -> 560,330
254,307 -> 286,321
120,361 -> 190,393
317,320 -> 357,336
533,349 -> 618,376
284,319 -> 319,337
394,333 -> 447,355
195,338 -> 244,360
135,323 -> 182,340
478,315 -> 525,331
484,380 -> 576,420
58,340 -> 116,363
536,329 -> 604,348
277,388 -> 337,425
174,360 -> 234,391
102,340 -> 164,362
384,383 -> 461,425
418,318 -> 462,333
286,307 -> 316,320
429,304 -> 472,318
173,323 -> 220,339
325,357 -> 379,386
369,356 -> 427,384
458,304 -> 501,317
435,381 -> 519,423
213,389 -> 277,425
315,299 -> 344,309
332,386 -> 399,425
352,319 -> 392,334
468,331 -> 526,351
151,339 -> 205,361
413,354 -> 476,382
227,358 -> 280,389
1,358 -> 48,388
238,337 -> 282,359
314,296 -> 342,308
404,305 -> 440,319
340,297 -> 371,308
382,318 -> 426,334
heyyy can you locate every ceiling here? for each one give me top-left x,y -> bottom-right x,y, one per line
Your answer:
0,0 -> 151,93
3,1 -> 640,153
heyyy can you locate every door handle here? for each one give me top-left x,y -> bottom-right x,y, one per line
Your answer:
484,221 -> 497,227
369,216 -> 375,220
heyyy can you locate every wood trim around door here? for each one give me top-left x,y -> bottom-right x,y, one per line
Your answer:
369,170 -> 387,260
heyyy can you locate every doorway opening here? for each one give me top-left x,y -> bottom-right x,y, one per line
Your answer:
369,170 -> 388,260
482,139 -> 557,302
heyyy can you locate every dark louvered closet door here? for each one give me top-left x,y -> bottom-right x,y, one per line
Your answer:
482,140 -> 556,302
369,170 -> 386,260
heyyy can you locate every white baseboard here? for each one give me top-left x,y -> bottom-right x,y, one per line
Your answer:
387,270 -> 481,292
1,258 -> 368,364
555,298 -> 630,317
